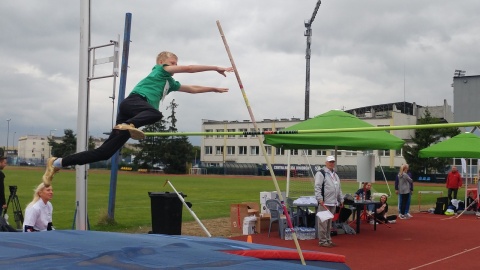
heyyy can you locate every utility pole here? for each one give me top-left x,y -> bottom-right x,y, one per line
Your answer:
304,0 -> 321,120
6,119 -> 11,157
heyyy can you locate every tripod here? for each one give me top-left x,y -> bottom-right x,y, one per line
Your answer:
2,186 -> 24,229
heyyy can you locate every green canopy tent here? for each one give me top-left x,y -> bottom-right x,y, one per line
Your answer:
264,110 -> 404,150
419,132 -> 480,201
419,132 -> 480,159
264,110 -> 405,196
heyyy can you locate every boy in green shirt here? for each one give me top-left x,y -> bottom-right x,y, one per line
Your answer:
43,51 -> 232,184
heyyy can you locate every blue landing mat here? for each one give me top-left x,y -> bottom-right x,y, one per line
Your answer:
0,230 -> 350,269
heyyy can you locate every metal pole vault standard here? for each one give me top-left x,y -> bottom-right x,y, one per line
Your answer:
216,21 -> 306,265
76,0 -> 91,231
164,180 -> 212,237
144,121 -> 480,137
108,13 -> 132,221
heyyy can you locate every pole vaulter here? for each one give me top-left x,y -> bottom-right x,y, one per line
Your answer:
216,21 -> 306,265
144,121 -> 480,137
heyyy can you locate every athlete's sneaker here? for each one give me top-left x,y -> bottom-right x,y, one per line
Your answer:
406,213 -> 413,218
399,214 -> 406,219
388,220 -> 396,224
43,157 -> 60,185
319,242 -> 333,248
113,123 -> 145,140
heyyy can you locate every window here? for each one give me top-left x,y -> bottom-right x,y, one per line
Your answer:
265,146 -> 272,155
204,146 -> 212,155
395,149 -> 402,157
291,149 -> 298,156
345,151 -> 357,156
250,128 -> 257,138
250,146 -> 259,155
302,149 -> 312,156
215,146 -> 223,155
381,149 -> 390,156
205,129 -> 213,138
227,129 -> 235,138
316,150 -> 327,156
33,142 -> 36,145
363,150 -> 374,155
238,146 -> 247,155
227,146 -> 235,155
263,128 -> 272,134
239,128 -> 248,138
275,147 -> 285,155
216,129 -> 224,138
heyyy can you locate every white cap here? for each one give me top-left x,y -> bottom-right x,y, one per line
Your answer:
326,155 -> 335,162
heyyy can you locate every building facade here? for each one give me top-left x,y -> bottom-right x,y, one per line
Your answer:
17,135 -> 52,165
200,101 -> 453,168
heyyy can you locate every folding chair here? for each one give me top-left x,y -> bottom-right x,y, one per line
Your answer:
265,199 -> 286,238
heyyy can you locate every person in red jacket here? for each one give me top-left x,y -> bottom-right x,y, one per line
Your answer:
446,166 -> 463,206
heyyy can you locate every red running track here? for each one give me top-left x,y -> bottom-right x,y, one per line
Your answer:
230,212 -> 480,269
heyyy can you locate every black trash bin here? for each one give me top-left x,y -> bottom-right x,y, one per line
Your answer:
148,191 -> 186,235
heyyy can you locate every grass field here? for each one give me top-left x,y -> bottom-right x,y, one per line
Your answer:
2,166 -> 451,232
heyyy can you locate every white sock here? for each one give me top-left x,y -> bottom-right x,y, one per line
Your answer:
53,158 -> 62,168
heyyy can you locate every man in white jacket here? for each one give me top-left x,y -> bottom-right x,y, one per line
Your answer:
315,155 -> 344,248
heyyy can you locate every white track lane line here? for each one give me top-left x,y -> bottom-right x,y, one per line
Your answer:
408,245 -> 480,270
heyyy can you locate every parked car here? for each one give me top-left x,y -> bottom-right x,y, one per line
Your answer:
19,161 -> 35,166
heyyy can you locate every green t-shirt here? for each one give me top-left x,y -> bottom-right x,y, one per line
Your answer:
129,64 -> 181,110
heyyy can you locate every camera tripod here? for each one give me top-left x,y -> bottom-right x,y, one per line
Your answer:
2,185 -> 24,229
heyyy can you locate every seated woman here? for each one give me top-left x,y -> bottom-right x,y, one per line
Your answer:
355,182 -> 374,213
355,182 -> 372,201
374,195 -> 397,224
466,191 -> 478,211
23,183 -> 54,232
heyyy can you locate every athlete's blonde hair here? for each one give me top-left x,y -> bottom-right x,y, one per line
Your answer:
156,51 -> 177,64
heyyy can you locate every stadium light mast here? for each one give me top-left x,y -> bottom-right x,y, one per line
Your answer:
304,0 -> 321,120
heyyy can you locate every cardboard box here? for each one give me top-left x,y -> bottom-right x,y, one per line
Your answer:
256,216 -> 271,234
230,202 -> 260,234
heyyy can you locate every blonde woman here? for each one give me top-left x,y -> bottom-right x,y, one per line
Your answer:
397,164 -> 413,219
23,183 -> 54,232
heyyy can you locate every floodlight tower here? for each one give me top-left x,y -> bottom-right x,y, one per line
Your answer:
304,0 -> 322,120
454,69 -> 466,77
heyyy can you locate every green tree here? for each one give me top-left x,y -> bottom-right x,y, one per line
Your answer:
162,99 -> 193,174
133,99 -> 194,173
403,109 -> 460,175
49,129 -> 97,158
133,117 -> 169,169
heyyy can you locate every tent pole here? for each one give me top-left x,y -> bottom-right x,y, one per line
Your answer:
286,151 -> 291,197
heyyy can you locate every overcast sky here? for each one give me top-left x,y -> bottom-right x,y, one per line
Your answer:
1,0 -> 479,148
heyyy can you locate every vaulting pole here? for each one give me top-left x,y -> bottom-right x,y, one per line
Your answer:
163,180 -> 212,237
216,21 -> 306,265
144,121 -> 480,137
